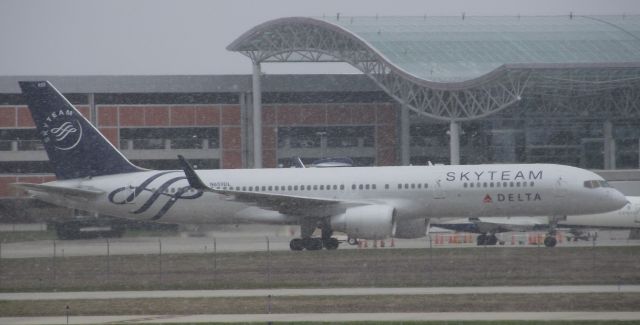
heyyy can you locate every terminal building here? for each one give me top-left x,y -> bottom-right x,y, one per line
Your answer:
2,15 -> 640,214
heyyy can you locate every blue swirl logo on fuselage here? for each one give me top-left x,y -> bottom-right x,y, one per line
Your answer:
107,171 -> 203,220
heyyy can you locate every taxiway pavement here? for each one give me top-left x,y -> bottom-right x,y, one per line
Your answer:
2,312 -> 640,324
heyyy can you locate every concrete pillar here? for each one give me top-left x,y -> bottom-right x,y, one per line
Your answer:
252,62 -> 262,168
604,120 -> 615,170
400,105 -> 410,165
449,120 -> 460,165
88,93 -> 96,125
240,92 -> 250,168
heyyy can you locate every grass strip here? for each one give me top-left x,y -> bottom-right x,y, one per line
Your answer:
0,293 -> 639,316
1,246 -> 639,292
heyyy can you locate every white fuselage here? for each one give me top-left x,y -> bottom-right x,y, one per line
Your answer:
28,163 -> 627,226
560,196 -> 640,228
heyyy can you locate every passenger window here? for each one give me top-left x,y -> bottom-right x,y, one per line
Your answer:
503,182 -> 508,187
365,184 -> 370,190
483,182 -> 487,188
411,184 -> 415,189
358,184 -> 363,190
274,186 -> 279,191
340,184 -> 345,190
522,182 -> 527,187
262,186 -> 266,191
489,182 -> 494,188
314,185 -> 318,190
464,183 -> 468,188
320,185 -> 325,190
405,184 -> 409,189
294,185 -> 298,191
496,182 -> 500,188
372,184 -> 376,190
530,181 -> 534,187
268,186 -> 272,191
333,185 -> 337,190
509,182 -> 514,187
424,183 -> 428,188
397,184 -> 402,189
352,184 -> 356,190
248,186 -> 253,191
516,182 -> 521,187
470,183 -> 474,188
287,185 -> 292,191
300,186 -> 305,191
476,182 -> 481,188
385,184 -> 389,189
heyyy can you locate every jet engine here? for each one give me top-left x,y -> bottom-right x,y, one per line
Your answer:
394,218 -> 428,239
330,205 -> 396,239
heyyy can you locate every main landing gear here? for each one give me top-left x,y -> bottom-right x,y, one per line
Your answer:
476,233 -> 498,246
289,219 -> 340,251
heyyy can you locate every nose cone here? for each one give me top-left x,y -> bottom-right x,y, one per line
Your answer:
607,188 -> 629,211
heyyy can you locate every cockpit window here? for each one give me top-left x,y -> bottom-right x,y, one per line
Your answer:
599,180 -> 611,188
584,180 -> 611,189
583,180 -> 599,189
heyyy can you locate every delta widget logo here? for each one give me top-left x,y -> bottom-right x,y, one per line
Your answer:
40,109 -> 83,151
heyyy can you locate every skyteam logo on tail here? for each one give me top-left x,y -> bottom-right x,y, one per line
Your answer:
41,109 -> 83,151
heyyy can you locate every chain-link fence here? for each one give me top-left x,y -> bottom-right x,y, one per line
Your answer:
0,235 -> 638,292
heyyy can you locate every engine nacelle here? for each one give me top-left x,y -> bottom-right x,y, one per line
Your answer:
394,218 -> 428,239
330,205 -> 396,239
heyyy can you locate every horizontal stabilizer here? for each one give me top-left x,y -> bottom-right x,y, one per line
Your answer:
12,183 -> 105,198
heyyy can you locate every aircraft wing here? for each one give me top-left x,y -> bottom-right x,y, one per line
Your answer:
178,155 -> 364,216
12,183 -> 105,198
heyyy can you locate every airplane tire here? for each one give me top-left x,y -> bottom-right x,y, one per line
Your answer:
347,237 -> 358,245
476,234 -> 486,246
303,238 -> 323,251
487,235 -> 498,245
290,238 -> 304,251
323,238 -> 340,250
544,236 -> 557,247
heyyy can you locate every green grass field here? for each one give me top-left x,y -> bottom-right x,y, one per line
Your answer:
0,246 -> 638,292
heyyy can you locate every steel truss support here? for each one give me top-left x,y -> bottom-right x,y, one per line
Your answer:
229,18 -> 640,167
230,21 -> 529,122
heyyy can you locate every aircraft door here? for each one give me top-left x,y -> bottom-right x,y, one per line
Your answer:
433,180 -> 445,199
123,184 -> 136,203
554,177 -> 568,197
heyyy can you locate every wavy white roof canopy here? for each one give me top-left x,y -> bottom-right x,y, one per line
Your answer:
228,16 -> 640,121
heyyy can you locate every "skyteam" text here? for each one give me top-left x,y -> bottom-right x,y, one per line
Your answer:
446,170 -> 543,182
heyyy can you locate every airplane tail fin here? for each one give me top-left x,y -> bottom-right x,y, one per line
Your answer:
19,81 -> 143,180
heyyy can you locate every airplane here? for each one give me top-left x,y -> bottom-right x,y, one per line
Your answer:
434,196 -> 640,246
11,81 -> 629,250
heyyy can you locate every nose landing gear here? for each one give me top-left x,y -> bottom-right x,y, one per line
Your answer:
476,233 -> 498,246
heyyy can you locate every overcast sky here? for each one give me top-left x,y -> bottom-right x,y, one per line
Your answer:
2,0 -> 640,76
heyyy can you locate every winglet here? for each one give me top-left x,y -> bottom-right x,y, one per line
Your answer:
292,156 -> 306,168
177,155 -> 209,190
